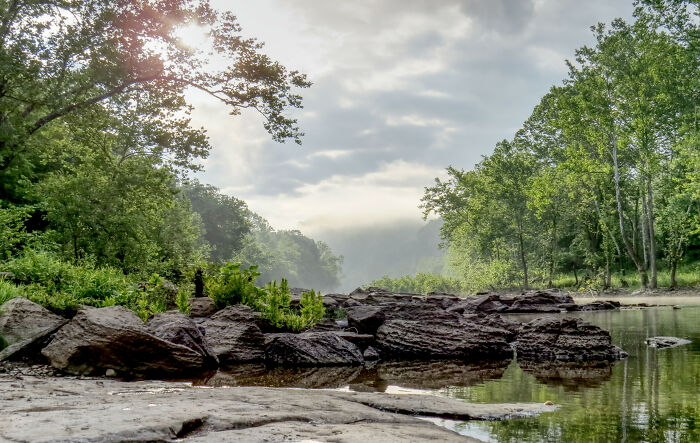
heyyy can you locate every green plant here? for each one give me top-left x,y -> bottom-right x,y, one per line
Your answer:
206,263 -> 264,309
259,279 -> 292,326
176,288 -> 191,315
0,335 -> 7,351
118,274 -> 177,322
0,280 -> 23,307
299,290 -> 325,326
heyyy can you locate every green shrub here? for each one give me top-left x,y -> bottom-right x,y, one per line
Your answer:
207,262 -> 325,331
110,274 -> 176,321
0,335 -> 7,351
299,290 -> 325,326
206,263 -> 264,309
0,279 -> 23,307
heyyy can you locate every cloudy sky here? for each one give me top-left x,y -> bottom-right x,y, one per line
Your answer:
191,0 -> 633,237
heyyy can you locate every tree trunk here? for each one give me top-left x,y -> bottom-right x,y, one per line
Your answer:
518,227 -> 529,290
670,261 -> 678,289
574,268 -> 579,287
646,176 -> 658,288
612,133 -> 648,288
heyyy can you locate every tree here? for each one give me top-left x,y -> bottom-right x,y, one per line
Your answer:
182,180 -> 251,262
0,0 -> 310,201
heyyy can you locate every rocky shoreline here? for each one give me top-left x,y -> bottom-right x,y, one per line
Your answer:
0,288 -> 630,378
0,287 -> 633,440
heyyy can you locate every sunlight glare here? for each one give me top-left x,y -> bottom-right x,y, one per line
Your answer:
174,23 -> 211,50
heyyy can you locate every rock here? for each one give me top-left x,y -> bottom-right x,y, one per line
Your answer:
41,306 -> 208,377
147,312 -> 218,367
265,332 -> 364,366
645,336 -> 691,349
447,294 -> 513,314
0,298 -> 66,346
0,375 -> 557,442
201,364 -> 364,389
376,318 -> 513,360
331,331 -> 375,351
515,317 -> 627,362
346,305 -> 385,335
188,297 -> 216,318
363,346 -> 380,361
202,306 -> 265,365
576,301 -> 621,311
507,290 -> 574,313
0,298 -> 67,362
463,313 -> 521,342
105,368 -> 117,377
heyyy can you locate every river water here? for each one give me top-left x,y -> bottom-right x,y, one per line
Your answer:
442,297 -> 700,442
201,296 -> 700,443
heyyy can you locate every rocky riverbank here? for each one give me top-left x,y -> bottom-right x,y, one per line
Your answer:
0,374 -> 556,442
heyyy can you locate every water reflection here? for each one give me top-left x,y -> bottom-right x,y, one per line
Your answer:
517,358 -> 616,390
195,358 -> 512,392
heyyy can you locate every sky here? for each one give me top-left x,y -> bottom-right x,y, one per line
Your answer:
191,0 -> 634,237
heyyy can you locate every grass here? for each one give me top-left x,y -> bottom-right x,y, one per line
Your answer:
549,263 -> 700,292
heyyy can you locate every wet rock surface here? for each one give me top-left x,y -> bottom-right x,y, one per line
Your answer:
265,331 -> 365,366
0,374 -> 558,442
201,306 -> 266,365
376,318 -> 513,360
41,306 -> 208,377
147,312 -> 218,367
515,317 -> 628,362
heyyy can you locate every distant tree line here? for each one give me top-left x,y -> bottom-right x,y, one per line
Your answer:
422,1 -> 699,290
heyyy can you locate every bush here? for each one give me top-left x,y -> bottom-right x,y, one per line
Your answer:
0,279 -> 23,307
207,263 -> 264,309
206,262 -> 325,331
368,273 -> 467,295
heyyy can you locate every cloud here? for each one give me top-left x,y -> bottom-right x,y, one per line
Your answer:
194,0 -> 634,234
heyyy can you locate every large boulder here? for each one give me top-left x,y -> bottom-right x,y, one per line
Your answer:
0,298 -> 67,361
463,313 -> 521,342
375,318 -> 513,360
447,294 -> 513,314
147,312 -> 218,367
202,305 -> 265,365
515,317 -> 627,362
188,297 -> 216,318
0,298 -> 66,346
346,305 -> 385,335
265,332 -> 364,366
41,306 -> 209,377
507,290 -> 574,313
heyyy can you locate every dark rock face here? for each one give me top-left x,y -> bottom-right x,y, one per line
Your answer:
463,313 -> 521,342
645,336 -> 691,349
376,318 -> 513,360
363,346 -> 380,361
347,305 -> 385,335
576,301 -> 621,311
515,317 -> 627,362
202,306 -> 265,365
265,332 -> 364,367
331,331 -> 375,351
188,297 -> 216,318
448,294 -> 513,314
507,290 -> 574,313
0,298 -> 65,346
147,312 -> 218,367
41,306 -> 207,376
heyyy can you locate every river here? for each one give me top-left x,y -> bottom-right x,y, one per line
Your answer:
198,296 -> 699,442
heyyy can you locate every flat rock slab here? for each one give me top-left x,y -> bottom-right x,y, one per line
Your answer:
645,336 -> 692,349
0,375 -> 556,442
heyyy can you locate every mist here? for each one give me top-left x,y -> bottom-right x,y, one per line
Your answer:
313,219 -> 447,292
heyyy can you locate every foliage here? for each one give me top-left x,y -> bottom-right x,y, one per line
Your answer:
0,279 -> 23,307
206,263 -> 264,310
234,226 -> 343,292
206,262 -> 325,331
369,273 -> 467,295
182,180 -> 251,262
422,2 -> 700,291
0,205 -> 33,260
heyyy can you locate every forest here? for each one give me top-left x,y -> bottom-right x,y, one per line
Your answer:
0,0 -> 341,321
416,1 -> 699,293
